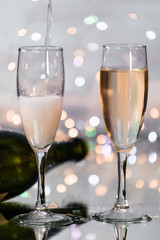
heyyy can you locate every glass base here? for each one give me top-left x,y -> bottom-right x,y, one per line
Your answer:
92,207 -> 152,224
11,209 -> 72,227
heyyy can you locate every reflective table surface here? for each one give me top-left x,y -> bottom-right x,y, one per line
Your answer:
1,135 -> 160,239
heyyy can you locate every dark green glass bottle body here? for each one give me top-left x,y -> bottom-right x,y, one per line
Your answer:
0,131 -> 88,201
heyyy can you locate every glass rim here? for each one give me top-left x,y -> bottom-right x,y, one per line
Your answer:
102,43 -> 146,49
19,46 -> 63,52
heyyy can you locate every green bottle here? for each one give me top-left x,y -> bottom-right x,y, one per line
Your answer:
0,131 -> 89,202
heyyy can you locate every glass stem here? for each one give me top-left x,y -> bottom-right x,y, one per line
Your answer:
114,152 -> 129,210
35,152 -> 48,211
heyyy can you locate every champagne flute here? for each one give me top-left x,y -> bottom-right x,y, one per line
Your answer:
12,46 -> 72,227
93,44 -> 151,223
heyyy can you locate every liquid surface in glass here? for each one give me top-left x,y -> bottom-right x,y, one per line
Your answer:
100,68 -> 148,152
18,95 -> 63,152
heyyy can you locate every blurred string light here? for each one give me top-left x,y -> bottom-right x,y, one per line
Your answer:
96,21 -> 108,31
89,116 -> 100,127
150,108 -> 159,119
97,134 -> 107,145
31,32 -> 41,41
12,114 -> 21,125
8,62 -> 16,71
75,76 -> 85,87
18,28 -> 27,37
129,146 -> 137,155
128,12 -> 138,20
128,155 -> 137,165
88,174 -> 99,186
87,42 -> 99,51
65,118 -> 75,128
102,144 -> 112,157
74,49 -> 85,57
148,152 -> 157,164
149,179 -> 158,189
61,110 -> 67,120
95,184 -> 107,197
83,15 -> 99,25
64,174 -> 78,186
136,180 -> 144,189
73,56 -> 84,68
138,154 -> 147,165
56,184 -> 66,193
68,128 -> 78,138
85,125 -> 96,137
67,26 -> 77,35
6,110 -> 21,125
148,131 -> 157,142
146,30 -> 156,40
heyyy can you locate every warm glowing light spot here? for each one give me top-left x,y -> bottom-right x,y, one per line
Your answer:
95,184 -> 107,197
149,179 -> 158,189
150,108 -> 159,119
55,129 -> 64,142
64,174 -> 78,186
18,28 -> 27,37
49,202 -> 58,209
96,155 -> 105,165
138,154 -> 147,164
67,27 -> 77,35
61,110 -> 67,120
128,13 -> 138,20
74,49 -> 85,57
104,152 -> 114,162
68,128 -> 78,138
141,123 -> 145,131
126,169 -> 132,179
8,62 -> 16,71
97,134 -> 107,145
12,114 -> 21,125
56,184 -> 66,193
64,168 -> 74,176
65,118 -> 75,128
136,180 -> 144,189
95,145 -> 102,154
6,110 -> 15,122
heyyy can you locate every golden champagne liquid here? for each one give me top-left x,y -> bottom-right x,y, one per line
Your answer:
100,68 -> 148,153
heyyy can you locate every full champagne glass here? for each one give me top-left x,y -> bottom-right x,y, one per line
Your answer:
93,44 -> 151,223
12,46 -> 72,227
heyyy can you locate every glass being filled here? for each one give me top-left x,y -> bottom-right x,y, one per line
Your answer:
12,46 -> 72,227
92,44 -> 152,223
